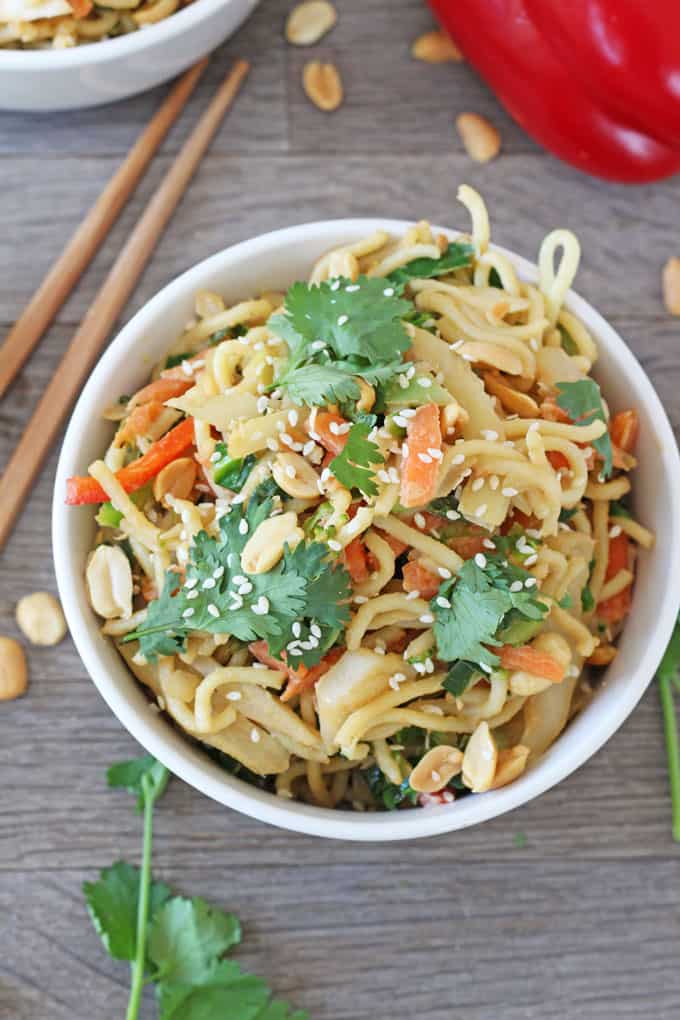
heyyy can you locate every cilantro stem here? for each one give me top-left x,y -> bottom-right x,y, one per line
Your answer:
126,773 -> 154,1020
659,672 -> 680,843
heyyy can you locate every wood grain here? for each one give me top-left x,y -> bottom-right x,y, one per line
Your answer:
0,1 -> 679,1017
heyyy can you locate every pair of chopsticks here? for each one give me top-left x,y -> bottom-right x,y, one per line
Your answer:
0,57 -> 250,552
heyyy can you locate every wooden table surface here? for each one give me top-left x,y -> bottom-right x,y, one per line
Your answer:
1,2 -> 680,1017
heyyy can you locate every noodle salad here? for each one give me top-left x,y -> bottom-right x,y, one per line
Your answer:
0,0 -> 189,48
67,186 -> 654,811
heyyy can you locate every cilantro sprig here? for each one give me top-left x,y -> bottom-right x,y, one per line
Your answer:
555,379 -> 613,478
657,615 -> 680,842
432,542 -> 547,672
386,241 -> 475,290
84,755 -> 307,1020
329,420 -> 385,497
126,483 -> 351,667
268,276 -> 412,407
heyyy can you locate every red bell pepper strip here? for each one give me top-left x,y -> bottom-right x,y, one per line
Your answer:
65,417 -> 195,505
429,0 -> 680,183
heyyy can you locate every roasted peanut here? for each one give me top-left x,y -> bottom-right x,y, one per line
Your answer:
303,60 -> 343,112
411,29 -> 462,63
240,512 -> 303,574
587,643 -> 617,667
15,592 -> 66,646
0,637 -> 28,701
483,372 -> 539,418
153,456 -> 197,505
356,378 -> 376,412
272,452 -> 321,499
662,256 -> 680,315
86,545 -> 134,619
490,745 -> 530,789
456,113 -> 501,163
286,0 -> 337,45
462,720 -> 498,792
409,744 -> 463,793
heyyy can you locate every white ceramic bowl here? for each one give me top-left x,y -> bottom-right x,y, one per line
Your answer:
53,219 -> 680,841
0,0 -> 258,112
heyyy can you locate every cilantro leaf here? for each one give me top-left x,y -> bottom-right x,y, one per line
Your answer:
329,420 -> 384,497
148,896 -> 240,986
280,363 -> 361,407
555,379 -> 613,478
269,275 -> 412,407
363,764 -> 418,810
387,241 -> 474,290
83,861 -> 172,962
432,551 -> 547,670
107,754 -> 169,812
126,482 -> 351,668
158,959 -> 308,1020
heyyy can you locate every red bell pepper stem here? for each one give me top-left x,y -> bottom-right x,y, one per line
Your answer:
65,417 -> 195,505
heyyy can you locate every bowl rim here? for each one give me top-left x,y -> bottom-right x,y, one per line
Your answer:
0,0 -> 248,67
52,217 -> 680,841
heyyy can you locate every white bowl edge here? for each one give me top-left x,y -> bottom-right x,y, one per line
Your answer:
52,218 -> 680,841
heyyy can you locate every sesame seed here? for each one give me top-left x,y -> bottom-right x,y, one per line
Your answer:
280,433 -> 295,448
428,447 -> 443,460
431,769 -> 441,783
233,574 -> 247,584
238,519 -> 248,535
250,728 -> 261,743
252,596 -> 270,615
337,314 -> 349,326
451,339 -> 464,350
524,577 -> 537,588
398,374 -> 410,389
420,613 -> 434,624
509,580 -> 523,593
288,409 -> 299,427
210,451 -> 221,463
609,525 -> 622,538
400,408 -> 416,418
266,438 -> 279,451
377,469 -> 391,483
329,421 -> 341,435
276,420 -> 285,432
524,553 -> 538,566
481,429 -> 499,441
438,567 -> 452,579
310,340 -> 326,351
489,475 -> 500,491
424,657 -> 435,673
292,622 -> 302,638
479,662 -> 493,674
452,453 -> 465,465
353,595 -> 368,604
383,287 -> 395,296
185,577 -> 198,589
475,504 -> 488,517
436,596 -> 451,609
402,443 -> 410,459
418,452 -> 433,465
311,623 -> 322,638
393,415 -> 408,428
186,589 -> 199,600
207,604 -> 220,618
445,510 -> 460,521
471,477 -> 485,492
389,677 -> 400,690
285,464 -> 296,479
442,791 -> 454,803
202,577 -> 216,590
238,582 -> 253,595
256,383 -> 265,394
417,377 -> 432,388
374,645 -> 386,656
528,422 -> 540,433
346,284 -> 360,292
328,539 -> 342,552
303,440 -> 316,456
414,513 -> 427,529
251,662 -> 268,670
502,486 -> 519,498
529,337 -> 539,351
330,279 -> 341,291
226,691 -> 242,701
405,590 -> 421,600
413,661 -> 426,674
182,608 -> 195,619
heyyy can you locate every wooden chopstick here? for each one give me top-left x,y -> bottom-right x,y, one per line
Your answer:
0,60 -> 250,552
0,58 -> 209,401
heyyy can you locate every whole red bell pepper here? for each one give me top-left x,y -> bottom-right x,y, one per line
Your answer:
429,0 -> 680,183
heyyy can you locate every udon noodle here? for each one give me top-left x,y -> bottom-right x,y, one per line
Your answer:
70,186 -> 652,811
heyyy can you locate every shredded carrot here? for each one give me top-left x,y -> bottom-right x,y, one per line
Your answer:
597,531 -> 632,624
400,403 -> 442,508
449,534 -> 488,560
497,644 -> 565,682
343,538 -> 371,583
248,641 -> 343,702
547,450 -> 570,472
117,401 -> 165,444
375,529 -> 409,557
610,409 -> 639,453
402,560 -> 440,599
314,412 -> 350,455
540,398 -> 571,423
65,418 -> 196,505
129,376 -> 194,407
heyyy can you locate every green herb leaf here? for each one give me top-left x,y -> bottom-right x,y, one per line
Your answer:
363,764 -> 417,810
107,754 -> 169,812
148,896 -> 241,986
386,242 -> 475,290
158,959 -> 308,1020
557,324 -> 578,356
581,586 -> 595,613
488,267 -> 503,289
329,420 -> 384,497
556,379 -> 613,478
269,275 -> 412,407
558,506 -> 578,523
165,352 -> 191,370
83,861 -> 172,962
126,483 -> 351,667
432,550 -> 547,670
609,500 -> 632,519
